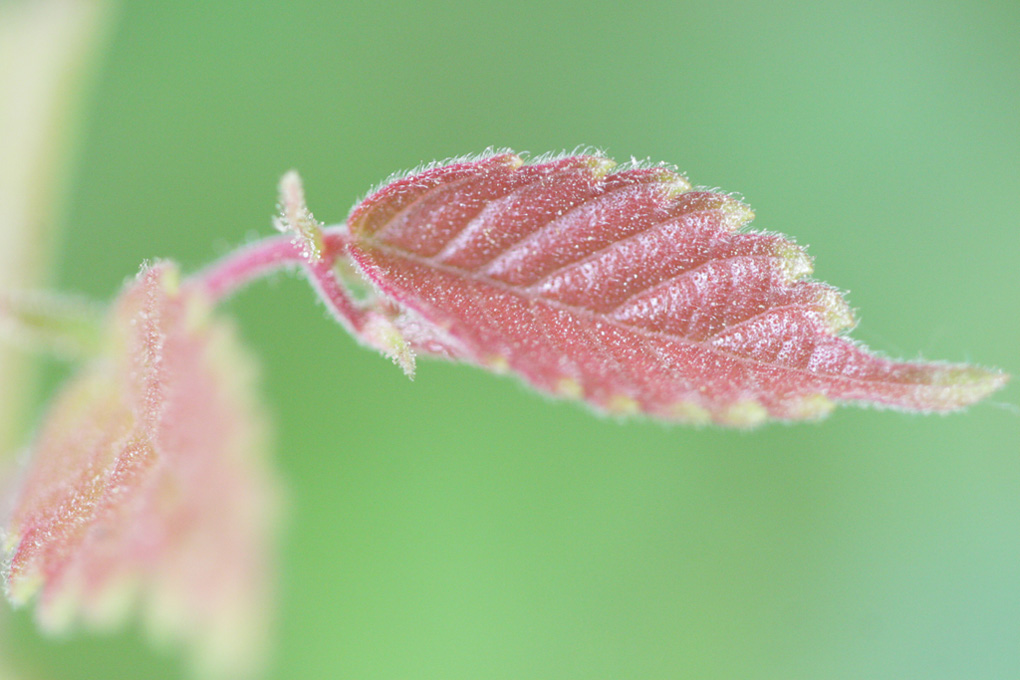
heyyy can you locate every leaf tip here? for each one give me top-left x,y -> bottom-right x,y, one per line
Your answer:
913,364 -> 1009,411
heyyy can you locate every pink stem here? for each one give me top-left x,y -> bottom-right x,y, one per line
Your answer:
301,248 -> 369,335
191,234 -> 301,301
186,227 -> 367,333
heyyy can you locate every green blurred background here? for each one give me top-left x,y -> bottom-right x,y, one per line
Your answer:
6,0 -> 1019,678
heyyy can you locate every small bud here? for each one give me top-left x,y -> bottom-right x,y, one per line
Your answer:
274,170 -> 324,263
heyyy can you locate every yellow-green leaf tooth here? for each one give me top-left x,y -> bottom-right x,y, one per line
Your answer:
814,287 -> 856,333
775,242 -> 814,281
555,377 -> 584,399
666,401 -> 712,425
585,156 -> 618,177
606,394 -> 640,415
784,393 -> 835,420
719,400 -> 768,428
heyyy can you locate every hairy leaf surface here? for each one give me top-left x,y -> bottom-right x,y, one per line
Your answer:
2,263 -> 279,678
332,152 -> 1005,426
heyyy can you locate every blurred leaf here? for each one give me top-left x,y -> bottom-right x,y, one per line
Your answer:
3,262 -> 280,680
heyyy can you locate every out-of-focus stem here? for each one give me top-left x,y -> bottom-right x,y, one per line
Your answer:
0,0 -> 112,456
1,4 -> 114,676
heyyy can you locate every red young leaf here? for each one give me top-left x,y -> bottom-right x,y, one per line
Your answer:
324,152 -> 1005,425
2,262 -> 279,678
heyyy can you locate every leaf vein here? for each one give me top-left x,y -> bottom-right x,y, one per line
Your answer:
529,208 -> 724,287
363,243 -> 884,390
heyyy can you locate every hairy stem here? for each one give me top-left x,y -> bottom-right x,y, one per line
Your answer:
186,226 -> 368,334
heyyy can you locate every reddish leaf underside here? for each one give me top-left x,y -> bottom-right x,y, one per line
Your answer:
334,152 -> 1005,426
2,263 -> 279,679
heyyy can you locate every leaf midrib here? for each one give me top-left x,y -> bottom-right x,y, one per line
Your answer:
362,239 -> 907,394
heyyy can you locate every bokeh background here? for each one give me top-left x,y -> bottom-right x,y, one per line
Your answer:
4,0 -> 1018,678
